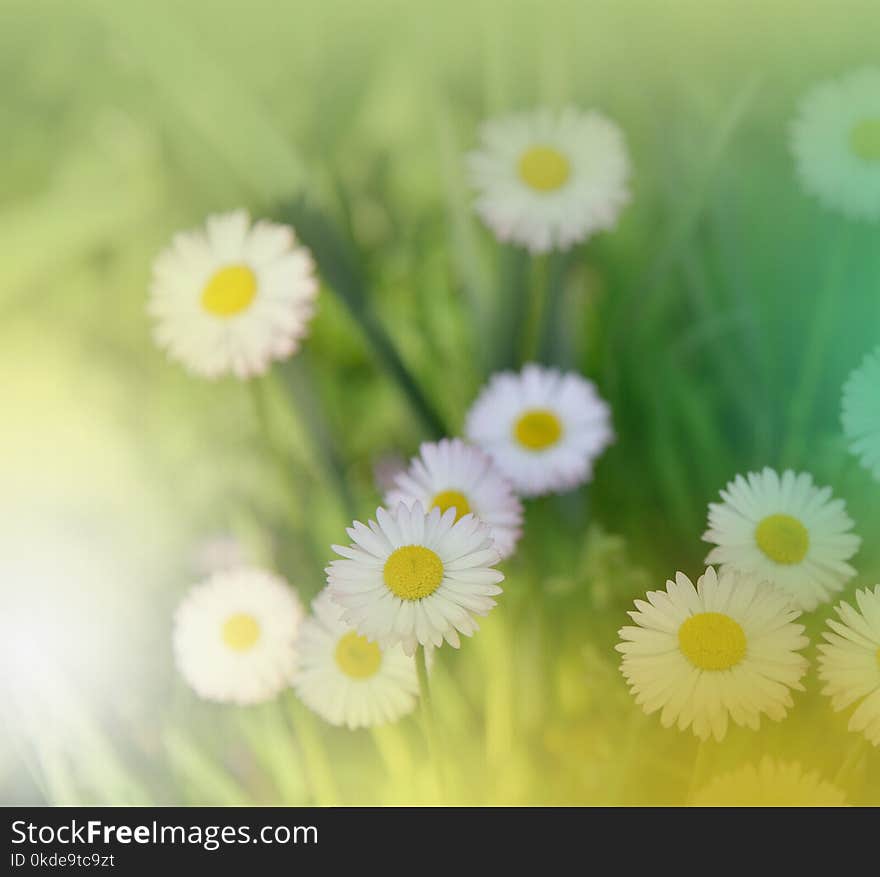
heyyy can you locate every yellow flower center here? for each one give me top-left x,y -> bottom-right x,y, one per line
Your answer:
514,409 -> 563,450
518,145 -> 571,191
383,545 -> 444,601
221,612 -> 260,652
334,631 -> 382,679
678,612 -> 747,671
755,513 -> 809,565
431,489 -> 471,522
850,118 -> 880,161
201,264 -> 257,317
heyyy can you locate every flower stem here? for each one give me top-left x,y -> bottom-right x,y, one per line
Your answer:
285,696 -> 339,806
612,74 -> 762,360
371,724 -> 413,792
275,357 -> 356,519
238,703 -> 307,804
250,370 -> 354,522
537,249 -> 575,365
415,645 -> 444,800
248,377 -> 332,591
277,200 -> 448,438
248,378 -> 307,525
355,309 -> 448,438
782,222 -> 849,467
492,245 -> 531,370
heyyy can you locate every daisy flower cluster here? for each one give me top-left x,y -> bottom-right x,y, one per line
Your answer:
788,73 -> 880,758
154,218 -> 617,727
158,174 -> 618,737
618,465 -> 867,746
783,68 -> 880,760
151,81 -> 880,808
323,363 -> 614,658
168,355 -> 615,726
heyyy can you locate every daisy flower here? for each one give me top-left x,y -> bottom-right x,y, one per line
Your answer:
703,468 -> 860,611
791,67 -> 880,220
465,363 -> 613,498
692,757 -> 846,807
818,585 -> 880,747
173,568 -> 303,705
616,567 -> 809,742
149,210 -> 318,378
841,347 -> 880,480
385,438 -> 523,559
293,590 -> 419,729
467,106 -> 631,253
327,503 -> 504,656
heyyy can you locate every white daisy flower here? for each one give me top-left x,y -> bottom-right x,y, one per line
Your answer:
293,590 -> 419,729
818,585 -> 880,747
173,567 -> 303,705
703,468 -> 860,612
465,363 -> 613,498
327,502 -> 504,656
616,567 -> 809,742
791,67 -> 880,220
692,757 -> 846,807
385,438 -> 523,559
841,347 -> 880,480
149,210 -> 318,379
467,106 -> 631,253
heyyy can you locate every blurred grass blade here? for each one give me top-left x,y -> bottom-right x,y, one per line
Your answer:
9,657 -> 152,805
238,704 -> 308,805
279,199 -> 448,438
371,724 -> 414,792
492,245 -> 531,370
88,0 -> 305,203
632,74 -> 764,335
435,104 -> 493,369
0,130 -> 161,306
284,696 -> 339,806
537,249 -> 576,365
782,223 -> 850,467
164,726 -> 251,806
275,356 -> 357,520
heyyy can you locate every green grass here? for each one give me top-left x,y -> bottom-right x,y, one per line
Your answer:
1,0 -> 879,805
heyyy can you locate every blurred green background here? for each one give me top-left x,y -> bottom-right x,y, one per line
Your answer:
2,0 -> 880,805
